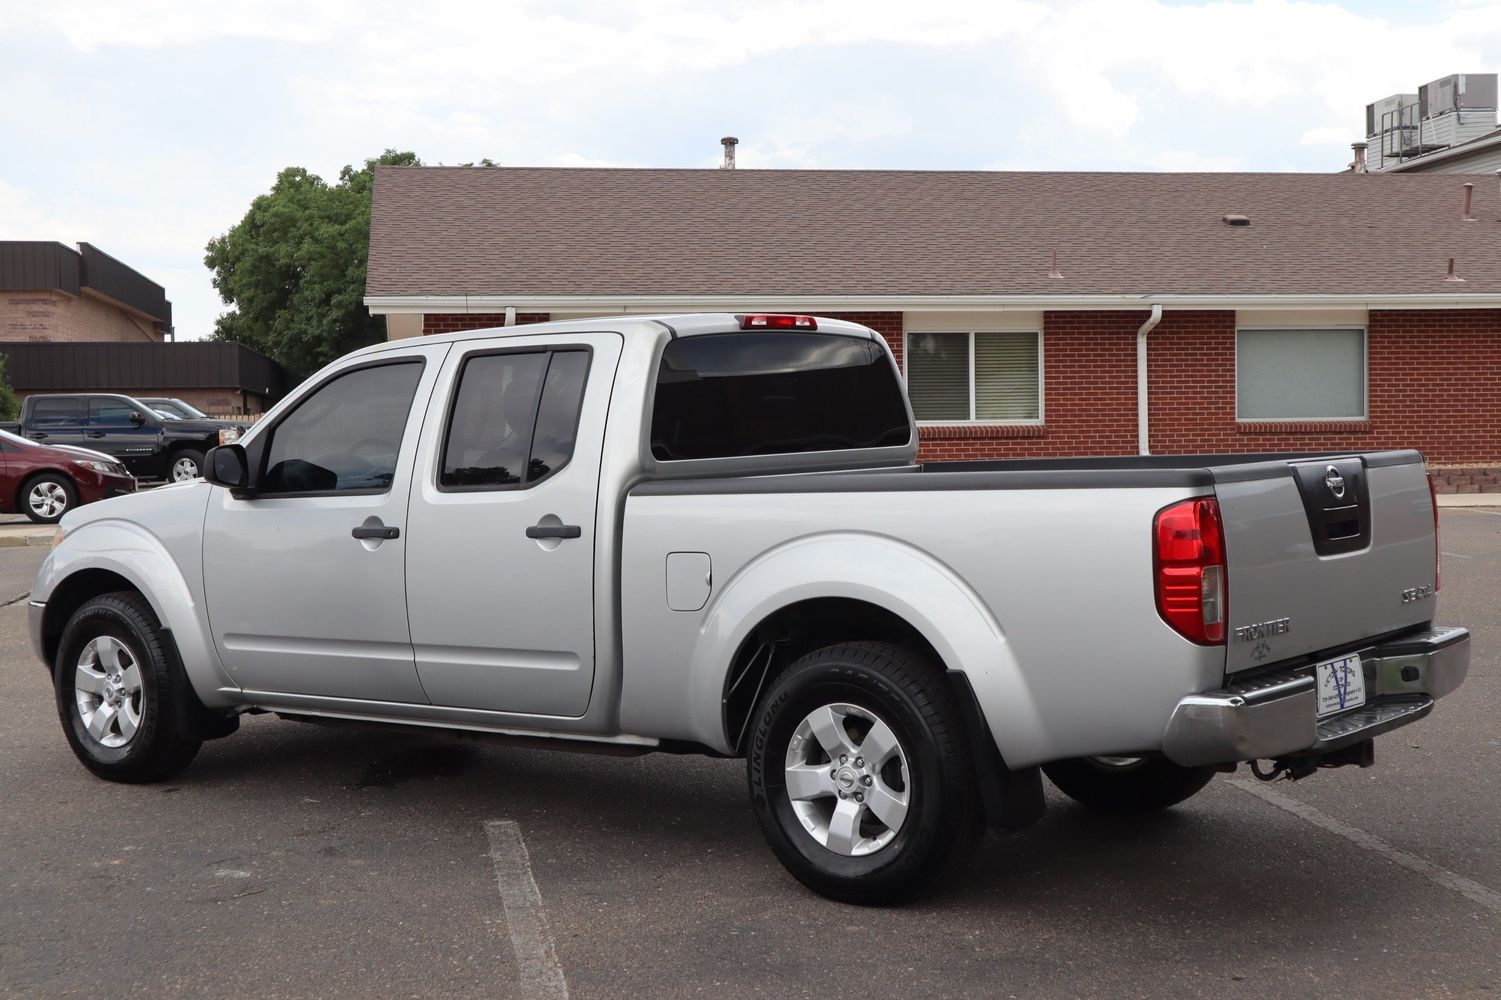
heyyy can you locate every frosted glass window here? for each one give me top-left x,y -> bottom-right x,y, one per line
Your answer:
1237,329 -> 1365,420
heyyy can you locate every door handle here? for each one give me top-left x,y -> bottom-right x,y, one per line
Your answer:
526,523 -> 582,540
85,432 -> 106,438
27,433 -> 46,440
351,523 -> 400,540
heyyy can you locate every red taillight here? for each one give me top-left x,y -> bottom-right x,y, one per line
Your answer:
1428,472 -> 1441,592
1154,497 -> 1227,645
739,314 -> 817,330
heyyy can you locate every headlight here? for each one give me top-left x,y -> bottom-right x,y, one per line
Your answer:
75,460 -> 125,475
219,428 -> 242,446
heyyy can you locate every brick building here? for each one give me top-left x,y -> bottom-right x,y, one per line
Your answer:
1,242 -> 171,343
364,166 -> 1501,480
0,242 -> 288,415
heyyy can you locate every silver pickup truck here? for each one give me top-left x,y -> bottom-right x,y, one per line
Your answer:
32,313 -> 1469,903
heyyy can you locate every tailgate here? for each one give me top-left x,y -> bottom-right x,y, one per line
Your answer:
1212,451 -> 1438,674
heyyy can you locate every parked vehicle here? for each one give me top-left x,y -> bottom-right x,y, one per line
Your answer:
31,314 -> 1468,903
0,428 -> 135,523
0,394 -> 245,482
135,397 -> 216,422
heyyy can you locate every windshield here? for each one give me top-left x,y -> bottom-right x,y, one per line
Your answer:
166,398 -> 209,419
140,398 -> 203,419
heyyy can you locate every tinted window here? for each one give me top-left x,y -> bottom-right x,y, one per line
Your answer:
89,398 -> 144,427
650,334 -> 910,461
441,353 -> 546,488
261,362 -> 423,494
529,352 -> 589,482
30,398 -> 83,428
440,350 -> 590,489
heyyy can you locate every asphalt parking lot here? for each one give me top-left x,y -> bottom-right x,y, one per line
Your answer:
2,511 -> 1498,1000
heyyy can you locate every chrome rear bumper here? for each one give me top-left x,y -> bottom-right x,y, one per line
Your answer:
1162,626 -> 1469,767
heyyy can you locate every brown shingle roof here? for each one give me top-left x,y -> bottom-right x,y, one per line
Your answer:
366,167 -> 1501,299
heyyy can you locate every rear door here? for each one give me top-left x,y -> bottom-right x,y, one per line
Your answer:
1213,451 -> 1438,674
24,397 -> 85,449
404,331 -> 621,717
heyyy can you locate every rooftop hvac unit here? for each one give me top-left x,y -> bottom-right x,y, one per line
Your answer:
1419,73 -> 1498,119
1366,93 -> 1418,136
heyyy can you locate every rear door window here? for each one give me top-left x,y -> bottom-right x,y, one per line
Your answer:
440,349 -> 591,490
30,398 -> 83,428
649,333 -> 911,460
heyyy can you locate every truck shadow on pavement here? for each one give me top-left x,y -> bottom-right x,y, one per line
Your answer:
178,718 -> 1407,930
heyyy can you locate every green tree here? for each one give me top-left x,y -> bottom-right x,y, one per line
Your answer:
204,149 -> 420,378
0,356 -> 19,422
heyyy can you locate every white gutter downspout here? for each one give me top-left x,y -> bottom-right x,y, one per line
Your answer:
1136,303 -> 1163,456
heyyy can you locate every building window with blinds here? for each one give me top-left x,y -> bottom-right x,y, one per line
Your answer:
1236,328 -> 1366,420
903,331 -> 1041,423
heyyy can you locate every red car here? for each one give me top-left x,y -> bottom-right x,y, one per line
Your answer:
0,428 -> 137,523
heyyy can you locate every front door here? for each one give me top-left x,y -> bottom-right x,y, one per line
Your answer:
202,345 -> 448,703
84,397 -> 161,475
405,332 -> 620,717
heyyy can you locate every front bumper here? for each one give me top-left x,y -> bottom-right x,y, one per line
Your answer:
1162,626 -> 1470,767
76,472 -> 138,504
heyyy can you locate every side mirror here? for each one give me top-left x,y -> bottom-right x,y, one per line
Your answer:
129,410 -> 147,426
204,444 -> 250,491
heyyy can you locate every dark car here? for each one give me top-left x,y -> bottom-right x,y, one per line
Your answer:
0,428 -> 136,523
2,394 -> 246,482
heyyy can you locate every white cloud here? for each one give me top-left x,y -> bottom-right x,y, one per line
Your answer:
6,0 -> 1501,340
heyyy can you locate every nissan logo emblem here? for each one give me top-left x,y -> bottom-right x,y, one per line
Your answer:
1324,465 -> 1346,500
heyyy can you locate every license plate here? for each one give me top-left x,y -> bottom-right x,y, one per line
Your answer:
1314,653 -> 1367,717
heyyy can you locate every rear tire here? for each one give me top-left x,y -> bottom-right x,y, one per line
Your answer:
53,592 -> 203,783
1042,756 -> 1216,812
22,473 -> 75,523
747,641 -> 982,905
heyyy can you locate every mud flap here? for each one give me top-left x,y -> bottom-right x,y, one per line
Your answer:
947,672 -> 1046,831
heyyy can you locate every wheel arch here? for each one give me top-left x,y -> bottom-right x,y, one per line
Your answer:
684,531 -> 1047,765
34,522 -> 238,707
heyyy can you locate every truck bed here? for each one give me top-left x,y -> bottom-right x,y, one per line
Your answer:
622,449 -> 1439,763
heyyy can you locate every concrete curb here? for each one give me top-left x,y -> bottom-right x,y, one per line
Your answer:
1437,495 -> 1501,508
0,532 -> 54,548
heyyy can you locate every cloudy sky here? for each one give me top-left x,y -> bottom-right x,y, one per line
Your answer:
3,0 -> 1500,340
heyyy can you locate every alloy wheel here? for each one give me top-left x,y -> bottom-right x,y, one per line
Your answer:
784,702 -> 911,857
73,635 -> 144,749
28,481 -> 68,520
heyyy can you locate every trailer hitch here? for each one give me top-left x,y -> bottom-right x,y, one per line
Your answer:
1250,739 -> 1376,782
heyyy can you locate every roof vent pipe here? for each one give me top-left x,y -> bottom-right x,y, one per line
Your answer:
1445,258 -> 1466,283
720,136 -> 738,170
1136,303 -> 1164,456
1352,141 -> 1368,173
1462,182 -> 1476,221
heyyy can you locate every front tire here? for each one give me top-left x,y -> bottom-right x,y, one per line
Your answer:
22,473 -> 76,523
747,641 -> 981,905
54,592 -> 202,783
1042,756 -> 1216,812
169,449 -> 205,482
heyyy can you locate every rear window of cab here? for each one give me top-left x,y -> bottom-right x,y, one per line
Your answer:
649,333 -> 911,461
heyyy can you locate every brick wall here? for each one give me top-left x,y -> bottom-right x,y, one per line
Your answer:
0,291 -> 163,343
1148,309 -> 1501,464
422,312 -> 550,335
867,310 -> 1142,463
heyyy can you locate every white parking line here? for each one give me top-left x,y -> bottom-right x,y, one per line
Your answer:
1230,779 -> 1501,914
484,820 -> 570,1000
